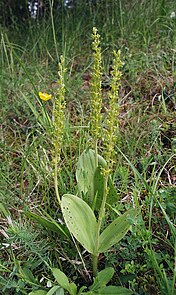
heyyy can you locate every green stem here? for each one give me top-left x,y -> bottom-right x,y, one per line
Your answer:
94,139 -> 98,167
92,139 -> 99,211
92,254 -> 98,278
92,173 -> 109,277
54,155 -> 61,205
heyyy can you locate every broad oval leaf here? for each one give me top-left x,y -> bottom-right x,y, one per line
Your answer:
61,194 -> 97,254
46,286 -> 64,295
98,208 -> 139,253
93,286 -> 133,294
52,268 -> 70,291
90,267 -> 114,291
69,282 -> 77,295
76,148 -> 106,207
94,170 -> 119,211
93,166 -> 105,210
107,176 -> 120,206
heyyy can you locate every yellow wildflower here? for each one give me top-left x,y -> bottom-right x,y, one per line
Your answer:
39,92 -> 52,101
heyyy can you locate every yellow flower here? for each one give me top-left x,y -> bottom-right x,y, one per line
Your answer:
39,92 -> 52,101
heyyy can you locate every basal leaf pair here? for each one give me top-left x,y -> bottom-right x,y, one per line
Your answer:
61,193 -> 138,255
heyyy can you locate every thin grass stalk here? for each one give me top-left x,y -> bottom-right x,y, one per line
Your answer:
49,0 -> 59,64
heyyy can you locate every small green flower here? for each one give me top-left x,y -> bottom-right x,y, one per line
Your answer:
103,50 -> 123,175
52,56 -> 66,164
90,27 -> 102,144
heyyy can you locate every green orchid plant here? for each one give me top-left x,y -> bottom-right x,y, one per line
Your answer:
35,28 -> 139,295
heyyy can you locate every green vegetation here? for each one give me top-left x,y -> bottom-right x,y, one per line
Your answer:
0,1 -> 175,294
